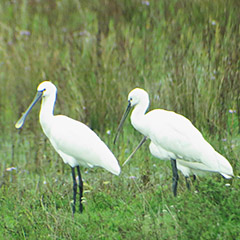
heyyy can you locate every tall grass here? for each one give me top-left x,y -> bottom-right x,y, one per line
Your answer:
0,0 -> 239,239
0,0 -> 239,132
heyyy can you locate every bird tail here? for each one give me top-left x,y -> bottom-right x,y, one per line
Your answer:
220,173 -> 232,179
216,152 -> 234,179
100,151 -> 121,176
107,163 -> 121,176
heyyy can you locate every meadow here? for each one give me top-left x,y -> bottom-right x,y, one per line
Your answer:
0,0 -> 239,239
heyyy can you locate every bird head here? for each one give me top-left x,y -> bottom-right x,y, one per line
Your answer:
114,88 -> 149,144
128,88 -> 149,107
37,81 -> 57,98
15,81 -> 57,129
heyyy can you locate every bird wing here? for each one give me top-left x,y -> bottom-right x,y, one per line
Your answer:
47,115 -> 120,175
146,110 -> 215,164
146,110 -> 233,177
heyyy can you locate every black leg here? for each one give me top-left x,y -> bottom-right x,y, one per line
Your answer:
71,167 -> 77,214
185,176 -> 191,190
170,159 -> 179,197
193,174 -> 196,182
192,174 -> 198,192
76,166 -> 83,213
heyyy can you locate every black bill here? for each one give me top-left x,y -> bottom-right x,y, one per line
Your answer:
114,101 -> 132,144
15,91 -> 43,129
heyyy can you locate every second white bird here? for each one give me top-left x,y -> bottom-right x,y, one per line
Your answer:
114,88 -> 233,196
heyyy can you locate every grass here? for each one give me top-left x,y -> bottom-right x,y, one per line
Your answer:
0,0 -> 239,239
1,131 -> 240,239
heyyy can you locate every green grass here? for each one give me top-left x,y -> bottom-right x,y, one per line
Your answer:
1,131 -> 240,239
0,0 -> 239,239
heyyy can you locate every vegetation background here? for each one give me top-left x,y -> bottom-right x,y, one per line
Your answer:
0,0 -> 239,239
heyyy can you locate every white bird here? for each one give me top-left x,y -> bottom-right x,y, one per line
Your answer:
15,81 -> 121,213
114,88 -> 233,196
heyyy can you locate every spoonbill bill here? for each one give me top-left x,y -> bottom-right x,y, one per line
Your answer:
15,81 -> 121,213
114,88 -> 233,196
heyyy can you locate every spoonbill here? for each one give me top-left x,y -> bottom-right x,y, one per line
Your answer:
114,88 -> 233,196
15,81 -> 121,213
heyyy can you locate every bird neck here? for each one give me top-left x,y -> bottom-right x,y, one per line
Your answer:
130,101 -> 149,135
39,94 -> 56,136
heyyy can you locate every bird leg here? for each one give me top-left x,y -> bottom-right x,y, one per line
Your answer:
185,175 -> 197,191
76,166 -> 83,213
193,174 -> 196,182
170,159 -> 179,197
185,176 -> 191,190
71,167 -> 77,214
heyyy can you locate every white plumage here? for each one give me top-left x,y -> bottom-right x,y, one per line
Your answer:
139,105 -> 233,178
115,88 -> 233,195
15,81 -> 120,213
149,142 -> 205,178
